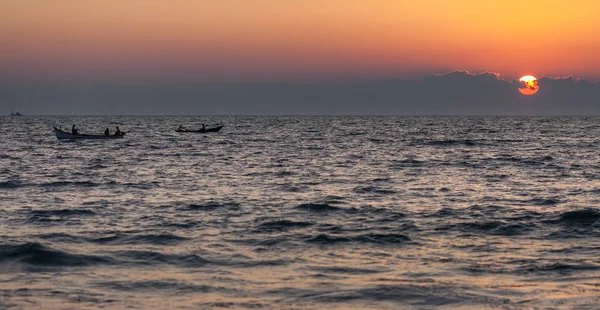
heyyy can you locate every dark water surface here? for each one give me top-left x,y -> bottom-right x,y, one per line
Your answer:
2,116 -> 600,309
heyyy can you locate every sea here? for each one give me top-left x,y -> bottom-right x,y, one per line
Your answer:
2,116 -> 600,309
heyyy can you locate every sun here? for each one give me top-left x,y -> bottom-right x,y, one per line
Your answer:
518,75 -> 539,96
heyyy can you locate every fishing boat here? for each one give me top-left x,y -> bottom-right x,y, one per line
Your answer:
10,111 -> 22,116
175,125 -> 224,133
54,127 -> 125,140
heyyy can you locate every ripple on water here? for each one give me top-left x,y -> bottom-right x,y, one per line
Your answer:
183,201 -> 241,211
0,242 -> 113,269
305,233 -> 411,245
4,116 -> 600,309
60,233 -> 190,246
256,220 -> 314,232
25,209 -> 97,224
294,203 -> 342,212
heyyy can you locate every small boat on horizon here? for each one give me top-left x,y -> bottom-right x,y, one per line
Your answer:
175,125 -> 224,133
54,127 -> 125,140
10,111 -> 22,116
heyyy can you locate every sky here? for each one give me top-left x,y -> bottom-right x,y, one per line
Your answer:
1,0 -> 600,114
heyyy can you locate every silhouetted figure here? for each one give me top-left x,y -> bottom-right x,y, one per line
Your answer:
71,125 -> 78,135
114,126 -> 121,136
201,124 -> 206,132
178,125 -> 184,131
104,128 -> 110,136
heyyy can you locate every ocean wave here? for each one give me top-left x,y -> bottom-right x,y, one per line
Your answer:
268,284 -> 465,306
155,221 -> 201,229
90,233 -> 189,246
114,251 -> 211,267
423,139 -> 480,146
523,198 -> 560,206
25,209 -> 97,224
390,159 -> 425,167
96,280 -> 233,293
516,262 -> 600,274
0,242 -> 112,268
551,209 -> 600,226
0,180 -> 23,189
427,208 -> 457,218
0,153 -> 17,160
441,221 -> 535,236
353,186 -> 397,195
294,203 -> 342,212
184,201 -> 240,211
197,302 -> 265,309
310,266 -> 389,275
29,209 -> 96,217
257,220 -> 314,232
39,181 -> 101,187
306,233 -> 411,245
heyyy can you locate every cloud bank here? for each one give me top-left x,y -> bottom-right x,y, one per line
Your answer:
1,71 -> 599,115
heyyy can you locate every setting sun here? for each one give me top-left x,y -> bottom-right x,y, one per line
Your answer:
518,75 -> 539,96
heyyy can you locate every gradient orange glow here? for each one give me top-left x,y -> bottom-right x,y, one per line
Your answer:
1,0 -> 599,81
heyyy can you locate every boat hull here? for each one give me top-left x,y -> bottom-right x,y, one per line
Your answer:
54,127 -> 124,140
175,125 -> 224,133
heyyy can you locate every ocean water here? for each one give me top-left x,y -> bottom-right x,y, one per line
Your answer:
2,116 -> 600,309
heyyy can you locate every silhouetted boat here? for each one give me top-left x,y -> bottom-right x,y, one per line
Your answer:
175,125 -> 224,133
10,111 -> 22,116
54,127 -> 125,140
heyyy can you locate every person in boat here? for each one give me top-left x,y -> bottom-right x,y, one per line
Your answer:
114,126 -> 121,136
201,123 -> 206,132
71,124 -> 79,135
104,128 -> 110,136
178,125 -> 184,131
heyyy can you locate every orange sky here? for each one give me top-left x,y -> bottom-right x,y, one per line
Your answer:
1,0 -> 599,81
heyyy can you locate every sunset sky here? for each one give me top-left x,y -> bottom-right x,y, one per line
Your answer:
2,0 -> 600,82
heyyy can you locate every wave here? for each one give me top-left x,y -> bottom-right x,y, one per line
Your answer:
39,181 -> 100,188
0,242 -> 112,268
94,233 -> 189,246
0,154 -> 17,160
114,250 -> 212,267
442,221 -> 535,236
306,233 -> 410,245
113,250 -> 286,268
156,221 -> 201,229
515,262 -> 600,274
197,302 -> 266,309
257,220 -> 314,232
524,198 -> 560,206
411,139 -> 481,147
25,209 -> 97,224
310,266 -> 389,275
267,284 -> 463,306
0,180 -> 23,189
96,280 -> 232,293
427,208 -> 457,218
184,201 -> 240,211
29,209 -> 96,217
390,159 -> 425,167
552,209 -> 600,226
294,203 -> 342,212
37,231 -> 188,246
353,186 -> 397,195
37,233 -> 87,243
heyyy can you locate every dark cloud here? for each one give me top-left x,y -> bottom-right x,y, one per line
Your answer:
1,71 -> 599,115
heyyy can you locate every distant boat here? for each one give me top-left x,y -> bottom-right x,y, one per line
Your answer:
10,111 -> 22,116
54,127 -> 125,140
175,125 -> 224,133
